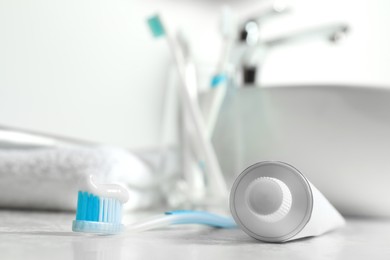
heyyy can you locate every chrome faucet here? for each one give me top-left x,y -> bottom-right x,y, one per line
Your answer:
235,2 -> 349,86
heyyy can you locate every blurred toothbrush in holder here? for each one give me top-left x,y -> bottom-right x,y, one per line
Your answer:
146,14 -> 228,207
203,6 -> 236,138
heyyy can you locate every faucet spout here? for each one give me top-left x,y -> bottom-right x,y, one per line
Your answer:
263,23 -> 349,48
232,0 -> 350,86
238,23 -> 349,85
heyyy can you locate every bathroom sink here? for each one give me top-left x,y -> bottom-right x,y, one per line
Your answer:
212,85 -> 390,217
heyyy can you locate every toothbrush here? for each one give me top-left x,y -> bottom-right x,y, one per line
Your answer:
175,29 -> 208,203
146,14 -> 228,201
72,176 -> 236,235
206,6 -> 236,137
212,6 -> 235,86
128,210 -> 237,232
72,175 -> 129,234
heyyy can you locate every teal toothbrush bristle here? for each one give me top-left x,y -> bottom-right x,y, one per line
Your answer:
211,74 -> 228,88
147,15 -> 165,37
72,191 -> 124,234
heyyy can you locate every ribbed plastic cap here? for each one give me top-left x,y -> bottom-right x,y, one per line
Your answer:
245,177 -> 292,223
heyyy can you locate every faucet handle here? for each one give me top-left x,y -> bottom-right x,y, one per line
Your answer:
244,0 -> 291,23
239,0 -> 291,45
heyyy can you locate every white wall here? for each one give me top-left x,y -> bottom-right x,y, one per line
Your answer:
0,0 -> 389,148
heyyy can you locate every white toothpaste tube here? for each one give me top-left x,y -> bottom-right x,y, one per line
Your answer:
230,161 -> 345,242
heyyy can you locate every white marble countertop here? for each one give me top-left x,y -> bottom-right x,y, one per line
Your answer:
1,210 -> 390,260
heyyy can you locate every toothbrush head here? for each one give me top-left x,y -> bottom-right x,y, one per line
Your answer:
72,175 -> 129,235
211,74 -> 228,88
147,15 -> 166,38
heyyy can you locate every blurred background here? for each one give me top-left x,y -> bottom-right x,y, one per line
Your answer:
1,0 -> 390,217
1,0 -> 390,149
2,2 -> 390,258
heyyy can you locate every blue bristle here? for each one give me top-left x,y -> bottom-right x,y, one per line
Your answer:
73,185 -> 127,234
86,194 -> 92,220
76,191 -> 82,220
147,15 -> 165,38
75,191 -> 121,224
93,196 -> 99,221
77,191 -> 88,220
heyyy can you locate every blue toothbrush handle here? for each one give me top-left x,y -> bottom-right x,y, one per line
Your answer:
165,210 -> 237,228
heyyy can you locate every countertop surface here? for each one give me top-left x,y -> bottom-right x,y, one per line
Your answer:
1,210 -> 390,260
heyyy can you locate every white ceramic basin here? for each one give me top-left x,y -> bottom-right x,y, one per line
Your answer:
213,86 -> 390,217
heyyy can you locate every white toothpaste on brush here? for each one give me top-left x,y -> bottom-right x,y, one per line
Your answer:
72,175 -> 129,234
230,161 -> 345,242
84,175 -> 129,203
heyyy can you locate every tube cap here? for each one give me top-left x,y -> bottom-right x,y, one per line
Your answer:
230,161 -> 313,242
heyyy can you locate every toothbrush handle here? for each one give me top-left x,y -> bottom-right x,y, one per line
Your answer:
128,215 -> 173,232
166,210 -> 237,228
127,211 -> 237,232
